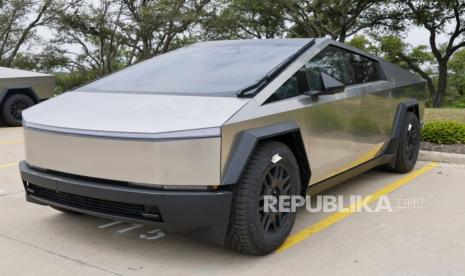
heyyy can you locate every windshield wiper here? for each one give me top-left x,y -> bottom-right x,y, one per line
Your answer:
236,39 -> 316,98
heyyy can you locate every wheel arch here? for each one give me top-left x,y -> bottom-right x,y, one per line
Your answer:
221,121 -> 311,196
383,99 -> 419,164
0,87 -> 39,105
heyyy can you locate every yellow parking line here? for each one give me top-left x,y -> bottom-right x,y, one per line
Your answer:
277,162 -> 439,253
0,162 -> 18,169
0,139 -> 23,145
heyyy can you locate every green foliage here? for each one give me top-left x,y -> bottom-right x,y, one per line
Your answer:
375,35 -> 434,69
54,70 -> 98,94
283,0 -> 396,42
449,48 -> 465,72
1,0 -> 465,97
449,49 -> 465,99
392,0 -> 465,107
203,0 -> 286,39
347,35 -> 377,54
421,121 -> 465,144
446,96 -> 465,109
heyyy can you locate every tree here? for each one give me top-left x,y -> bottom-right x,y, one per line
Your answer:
347,34 -> 379,54
203,0 -> 286,40
348,34 -> 440,102
0,0 -> 78,67
397,0 -> 465,107
52,0 -> 128,76
377,36 -> 437,101
349,34 -> 441,104
279,0 -> 400,42
449,48 -> 465,96
121,0 -> 211,64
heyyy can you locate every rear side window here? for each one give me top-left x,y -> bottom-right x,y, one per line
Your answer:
347,52 -> 380,83
265,45 -> 383,104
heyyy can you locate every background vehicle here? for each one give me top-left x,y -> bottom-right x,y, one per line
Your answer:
20,38 -> 425,255
0,67 -> 55,126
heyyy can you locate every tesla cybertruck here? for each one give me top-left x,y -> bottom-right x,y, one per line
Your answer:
20,38 -> 425,255
0,67 -> 55,126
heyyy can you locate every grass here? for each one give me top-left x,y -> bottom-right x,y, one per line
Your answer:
424,108 -> 465,123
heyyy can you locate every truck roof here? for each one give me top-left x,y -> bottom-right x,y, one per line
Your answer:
0,67 -> 53,79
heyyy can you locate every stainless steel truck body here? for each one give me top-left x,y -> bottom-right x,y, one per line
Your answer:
20,38 -> 425,255
0,67 -> 55,126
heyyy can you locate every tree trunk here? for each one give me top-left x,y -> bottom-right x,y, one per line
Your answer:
433,62 -> 448,107
425,77 -> 436,104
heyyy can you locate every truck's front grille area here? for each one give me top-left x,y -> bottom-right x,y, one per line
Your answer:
28,184 -> 163,222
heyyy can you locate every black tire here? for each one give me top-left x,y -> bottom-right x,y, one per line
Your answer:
225,141 -> 301,255
389,112 -> 421,173
51,206 -> 83,215
1,94 -> 34,126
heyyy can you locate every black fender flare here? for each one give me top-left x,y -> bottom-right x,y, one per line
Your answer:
221,121 -> 311,190
383,99 -> 420,159
0,87 -> 39,104
0,88 -> 8,103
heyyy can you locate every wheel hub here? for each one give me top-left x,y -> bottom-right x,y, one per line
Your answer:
405,122 -> 419,162
259,163 -> 292,233
10,100 -> 28,121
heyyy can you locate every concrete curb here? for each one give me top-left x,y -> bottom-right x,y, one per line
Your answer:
418,150 -> 465,165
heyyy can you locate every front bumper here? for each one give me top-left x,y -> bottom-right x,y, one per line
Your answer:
19,161 -> 232,245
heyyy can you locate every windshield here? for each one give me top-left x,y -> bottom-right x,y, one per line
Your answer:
77,39 -> 311,96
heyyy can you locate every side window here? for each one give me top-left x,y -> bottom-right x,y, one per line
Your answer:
265,46 -> 382,104
305,46 -> 354,91
347,52 -> 380,83
265,67 -> 308,103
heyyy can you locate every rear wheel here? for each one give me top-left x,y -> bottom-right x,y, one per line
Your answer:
389,112 -> 421,173
1,94 -> 34,126
225,141 -> 301,255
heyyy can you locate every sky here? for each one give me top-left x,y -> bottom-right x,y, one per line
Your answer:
404,26 -> 452,48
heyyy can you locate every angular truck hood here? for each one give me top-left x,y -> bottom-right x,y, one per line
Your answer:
23,92 -> 249,138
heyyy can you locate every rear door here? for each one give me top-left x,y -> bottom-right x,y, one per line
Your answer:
341,49 -> 393,165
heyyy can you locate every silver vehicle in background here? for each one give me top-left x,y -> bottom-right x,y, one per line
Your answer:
0,67 -> 55,126
20,38 -> 425,255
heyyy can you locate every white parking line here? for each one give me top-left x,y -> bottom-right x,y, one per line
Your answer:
140,229 -> 166,240
98,221 -> 123,229
116,224 -> 143,234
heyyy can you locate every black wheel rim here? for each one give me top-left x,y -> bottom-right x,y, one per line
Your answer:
10,99 -> 28,121
405,122 -> 420,162
259,163 -> 292,233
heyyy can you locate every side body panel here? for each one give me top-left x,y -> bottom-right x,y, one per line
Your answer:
0,75 -> 55,101
221,39 -> 427,187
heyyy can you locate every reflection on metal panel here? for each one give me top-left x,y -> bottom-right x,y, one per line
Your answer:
222,80 -> 425,186
24,128 -> 221,186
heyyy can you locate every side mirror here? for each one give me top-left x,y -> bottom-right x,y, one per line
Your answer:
321,72 -> 345,94
304,72 -> 345,97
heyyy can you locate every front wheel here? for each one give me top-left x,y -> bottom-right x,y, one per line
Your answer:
1,94 -> 35,126
225,141 -> 301,255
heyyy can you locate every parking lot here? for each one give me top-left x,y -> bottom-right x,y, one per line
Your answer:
1,126 -> 465,276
